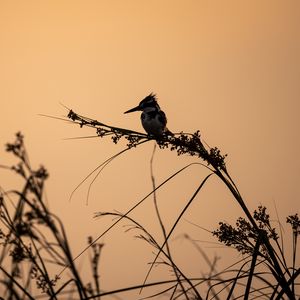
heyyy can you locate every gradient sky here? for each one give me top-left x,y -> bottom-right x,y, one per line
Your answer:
0,0 -> 299,296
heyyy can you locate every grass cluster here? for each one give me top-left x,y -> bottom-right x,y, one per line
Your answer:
0,108 -> 299,299
0,133 -> 103,299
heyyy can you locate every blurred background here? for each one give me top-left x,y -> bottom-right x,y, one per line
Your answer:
0,0 -> 299,296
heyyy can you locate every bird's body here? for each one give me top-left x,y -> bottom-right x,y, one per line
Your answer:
124,93 -> 172,137
141,106 -> 167,136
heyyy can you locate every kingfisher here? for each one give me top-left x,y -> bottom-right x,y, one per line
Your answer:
124,93 -> 172,137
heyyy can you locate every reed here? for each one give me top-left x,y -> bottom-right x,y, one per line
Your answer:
0,116 -> 298,299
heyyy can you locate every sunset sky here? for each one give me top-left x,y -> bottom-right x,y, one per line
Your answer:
0,0 -> 299,296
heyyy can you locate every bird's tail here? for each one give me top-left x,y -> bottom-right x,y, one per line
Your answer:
164,127 -> 174,136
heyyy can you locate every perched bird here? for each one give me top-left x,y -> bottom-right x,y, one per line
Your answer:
124,93 -> 172,137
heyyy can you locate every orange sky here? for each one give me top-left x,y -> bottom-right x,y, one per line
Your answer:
0,0 -> 299,296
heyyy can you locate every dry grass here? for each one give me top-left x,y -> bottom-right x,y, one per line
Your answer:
0,122 -> 299,299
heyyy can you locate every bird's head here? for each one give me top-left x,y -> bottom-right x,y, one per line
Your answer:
124,93 -> 160,113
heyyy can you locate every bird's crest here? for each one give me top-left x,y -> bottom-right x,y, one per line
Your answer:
140,93 -> 159,110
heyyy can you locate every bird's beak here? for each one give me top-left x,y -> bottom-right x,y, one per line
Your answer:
124,105 -> 141,114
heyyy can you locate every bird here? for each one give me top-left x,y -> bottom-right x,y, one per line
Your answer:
124,93 -> 173,137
